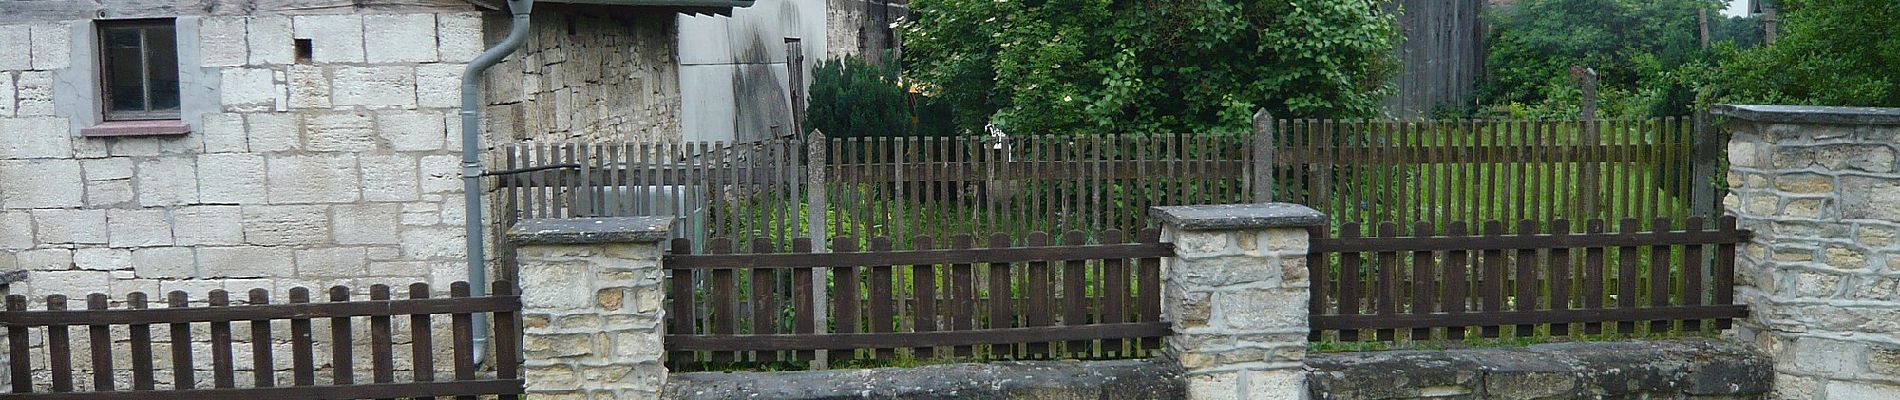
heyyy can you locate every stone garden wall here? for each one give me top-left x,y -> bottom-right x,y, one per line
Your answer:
1718,105 -> 1900,399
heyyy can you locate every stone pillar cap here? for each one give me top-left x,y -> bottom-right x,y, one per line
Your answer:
1713,104 -> 1900,126
1150,203 -> 1327,231
506,217 -> 675,244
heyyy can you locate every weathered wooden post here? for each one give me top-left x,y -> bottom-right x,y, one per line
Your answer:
804,129 -> 830,369
1573,66 -> 1602,220
1251,109 -> 1277,203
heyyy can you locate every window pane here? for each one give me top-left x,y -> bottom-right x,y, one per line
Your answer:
145,26 -> 180,111
102,27 -> 146,112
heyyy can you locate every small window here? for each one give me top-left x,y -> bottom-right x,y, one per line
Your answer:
98,19 -> 180,121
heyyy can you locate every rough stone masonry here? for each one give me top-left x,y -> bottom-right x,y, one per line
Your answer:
508,217 -> 674,399
1717,105 -> 1900,399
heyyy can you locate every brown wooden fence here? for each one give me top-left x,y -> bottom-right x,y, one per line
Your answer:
662,229 -> 1170,370
0,282 -> 522,399
1305,217 -> 1748,343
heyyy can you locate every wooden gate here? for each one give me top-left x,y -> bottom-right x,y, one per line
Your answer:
0,282 -> 523,399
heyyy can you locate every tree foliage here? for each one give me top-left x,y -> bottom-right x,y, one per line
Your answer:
806,56 -> 955,138
900,0 -> 1399,135
1704,0 -> 1900,107
1478,0 -> 1734,118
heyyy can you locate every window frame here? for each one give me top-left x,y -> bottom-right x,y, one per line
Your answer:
96,18 -> 181,122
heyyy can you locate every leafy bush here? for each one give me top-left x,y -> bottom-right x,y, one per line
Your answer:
901,0 -> 1399,135
1703,0 -> 1900,106
1478,0 -> 1743,118
806,56 -> 955,139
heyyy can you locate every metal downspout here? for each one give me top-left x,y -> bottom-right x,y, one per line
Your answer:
463,0 -> 534,366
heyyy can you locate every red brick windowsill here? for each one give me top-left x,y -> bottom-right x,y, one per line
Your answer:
80,120 -> 192,137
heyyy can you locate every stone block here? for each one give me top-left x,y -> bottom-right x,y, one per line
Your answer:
246,112 -> 302,152
304,112 -> 376,152
136,157 -> 200,206
198,246 -> 295,278
29,270 -> 110,297
0,211 -> 32,250
418,154 -> 462,193
415,63 -> 465,108
241,205 -> 329,246
15,71 -> 53,116
267,154 -> 360,203
295,247 -> 368,277
0,71 -> 14,116
436,13 -> 484,63
287,65 -> 331,109
85,180 -> 134,207
32,209 -> 107,245
1170,257 -> 1280,288
199,17 -> 249,67
131,247 -> 196,279
0,159 -> 83,208
28,24 -> 69,70
0,117 -> 73,158
292,15 -> 364,63
196,153 -> 268,203
360,155 -> 420,202
106,208 -> 172,248
375,110 -> 447,151
1827,381 -> 1900,399
247,16 -> 294,65
331,204 -> 402,245
220,67 -> 283,112
363,14 -> 438,63
199,113 -> 248,153
173,205 -> 244,246
332,66 -> 416,109
16,248 -> 72,270
1173,230 -> 1238,258
73,248 -> 130,271
1213,289 -> 1305,330
1186,372 -> 1241,400
1839,176 -> 1900,221
400,227 -> 465,259
517,260 -> 590,310
1792,337 -> 1868,376
0,25 -> 28,70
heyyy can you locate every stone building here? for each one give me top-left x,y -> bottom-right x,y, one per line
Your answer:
0,0 -> 758,304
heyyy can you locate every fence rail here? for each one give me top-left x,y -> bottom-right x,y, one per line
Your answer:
0,282 -> 522,399
662,229 -> 1169,370
1306,216 -> 1747,343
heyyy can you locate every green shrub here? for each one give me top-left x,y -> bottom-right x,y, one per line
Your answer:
806,56 -> 955,138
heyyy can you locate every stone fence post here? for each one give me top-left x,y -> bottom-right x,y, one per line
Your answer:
507,217 -> 674,399
1153,203 -> 1325,400
1716,105 -> 1900,399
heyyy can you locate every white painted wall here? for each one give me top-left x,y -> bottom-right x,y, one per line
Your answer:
677,0 -> 829,143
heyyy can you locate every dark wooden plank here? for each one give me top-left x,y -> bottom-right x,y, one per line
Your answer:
1337,223 -> 1364,341
0,296 -> 523,326
867,237 -> 896,359
491,281 -> 523,400
449,282 -> 475,399
666,239 -> 695,364
1310,305 -> 1749,331
1375,223 -> 1399,342
165,292 -> 190,391
0,380 -> 527,400
86,294 -> 114,391
911,235 -> 939,359
1102,230 -> 1130,355
1549,220 -> 1573,336
749,238 -> 779,363
1481,221 -> 1505,338
1583,220 -> 1608,335
329,287 -> 354,386
1514,220 -> 1539,336
1025,232 -> 1053,358
1650,217 -> 1674,334
131,293 -> 157,390
833,236 -> 863,360
667,322 -> 1172,352
1410,222 -> 1435,341
369,285 -> 396,394
1715,216 -> 1739,330
32,296 -> 64,392
707,238 -> 737,363
289,288 -> 315,387
1617,218 -> 1642,335
791,238 -> 816,362
949,234 -> 977,358
985,233 -> 1015,358
1060,231 -> 1090,357
1682,217 -> 1706,332
6,295 -> 29,393
1443,222 -> 1470,340
407,283 -> 435,392
1137,228 -> 1162,352
207,291 -> 234,388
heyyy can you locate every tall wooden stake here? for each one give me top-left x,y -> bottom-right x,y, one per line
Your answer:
1250,109 -> 1276,202
805,129 -> 829,369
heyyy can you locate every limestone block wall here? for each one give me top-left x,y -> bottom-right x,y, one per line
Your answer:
485,7 -> 682,143
508,217 -> 672,399
1718,105 -> 1900,399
